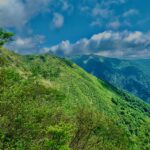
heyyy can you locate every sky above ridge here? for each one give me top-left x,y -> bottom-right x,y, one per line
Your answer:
0,0 -> 150,58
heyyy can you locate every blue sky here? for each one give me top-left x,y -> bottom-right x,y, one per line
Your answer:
0,0 -> 150,58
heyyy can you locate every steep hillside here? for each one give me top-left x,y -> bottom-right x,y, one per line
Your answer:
0,48 -> 150,150
71,55 -> 150,103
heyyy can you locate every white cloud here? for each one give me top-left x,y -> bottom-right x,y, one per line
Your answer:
47,40 -> 71,55
0,0 -> 26,28
41,31 -> 150,59
124,31 -> 142,42
79,0 -> 135,29
90,19 -> 102,27
0,0 -> 52,28
0,0 -> 70,28
6,35 -> 45,54
99,0 -> 127,6
92,7 -> 111,18
79,1 -> 128,29
91,32 -> 112,41
123,9 -> 139,17
108,21 -> 121,29
60,0 -> 73,11
52,13 -> 64,29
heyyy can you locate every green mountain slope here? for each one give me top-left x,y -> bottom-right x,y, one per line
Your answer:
71,55 -> 150,103
1,48 -> 150,150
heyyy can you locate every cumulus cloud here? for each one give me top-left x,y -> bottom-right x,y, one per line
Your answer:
0,0 -> 52,28
52,13 -> 64,29
0,0 -> 26,28
6,35 -> 45,54
41,31 -> 150,59
0,0 -> 70,28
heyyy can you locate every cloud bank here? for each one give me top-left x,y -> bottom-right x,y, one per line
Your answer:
7,35 -> 45,54
41,31 -> 150,59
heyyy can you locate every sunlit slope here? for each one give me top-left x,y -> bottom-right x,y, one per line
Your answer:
71,55 -> 150,103
0,48 -> 150,150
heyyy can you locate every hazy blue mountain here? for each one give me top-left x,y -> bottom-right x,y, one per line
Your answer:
71,55 -> 150,103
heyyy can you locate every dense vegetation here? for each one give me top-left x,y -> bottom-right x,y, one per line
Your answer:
71,55 -> 150,103
0,48 -> 150,150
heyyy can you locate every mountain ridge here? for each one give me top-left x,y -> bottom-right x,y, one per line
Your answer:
71,54 -> 150,103
1,48 -> 150,149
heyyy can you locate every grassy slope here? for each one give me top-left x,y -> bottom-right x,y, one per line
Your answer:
71,55 -> 150,103
0,48 -> 150,150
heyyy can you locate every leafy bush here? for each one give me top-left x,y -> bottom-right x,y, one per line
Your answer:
0,28 -> 14,46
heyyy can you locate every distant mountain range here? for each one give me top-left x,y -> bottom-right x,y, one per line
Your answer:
71,55 -> 150,103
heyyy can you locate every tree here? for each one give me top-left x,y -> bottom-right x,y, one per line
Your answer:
0,28 -> 14,46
